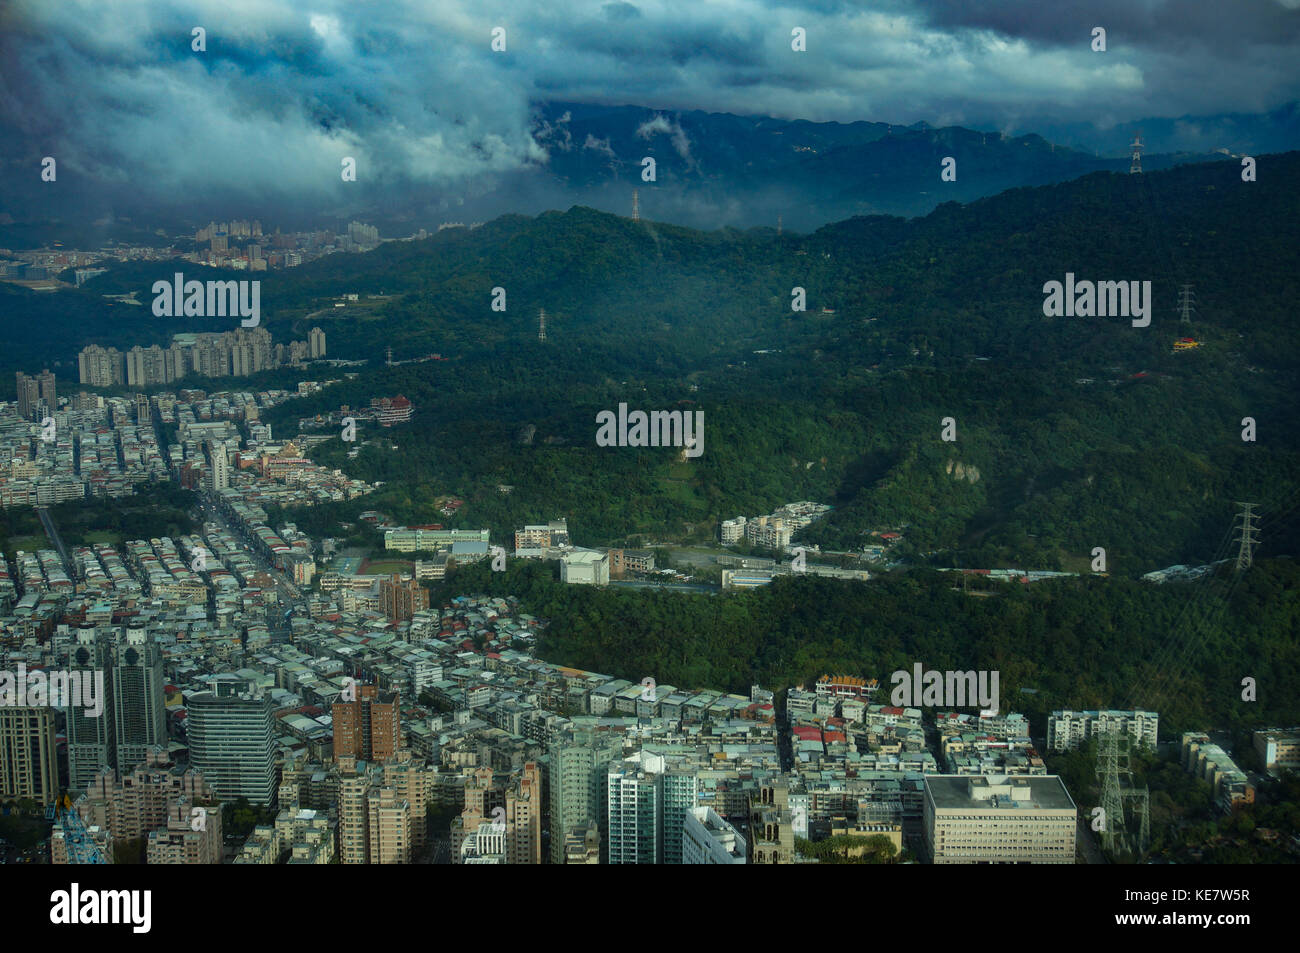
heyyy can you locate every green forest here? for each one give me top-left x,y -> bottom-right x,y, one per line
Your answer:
8,153 -> 1299,575
433,556 -> 1300,735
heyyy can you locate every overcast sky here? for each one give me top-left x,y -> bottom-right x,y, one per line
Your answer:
2,0 -> 1297,213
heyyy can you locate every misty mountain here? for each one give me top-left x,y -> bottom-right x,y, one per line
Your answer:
4,102 -> 1295,247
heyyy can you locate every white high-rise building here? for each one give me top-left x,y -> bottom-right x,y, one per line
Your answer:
682,807 -> 747,864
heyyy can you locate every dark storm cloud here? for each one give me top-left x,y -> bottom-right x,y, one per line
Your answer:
0,0 -> 1295,218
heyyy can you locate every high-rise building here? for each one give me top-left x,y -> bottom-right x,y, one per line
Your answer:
337,757 -> 378,864
112,628 -> 167,774
15,371 -> 39,421
507,762 -> 544,865
382,753 -> 436,853
78,346 -> 125,388
332,683 -> 402,761
682,807 -> 747,864
379,574 -> 428,622
308,327 -> 326,359
145,796 -> 224,864
206,440 -> 230,492
607,758 -> 662,864
0,706 -> 59,803
79,748 -> 216,841
64,628 -> 116,788
186,684 -> 278,805
548,724 -> 624,863
661,769 -> 698,864
367,785 -> 411,863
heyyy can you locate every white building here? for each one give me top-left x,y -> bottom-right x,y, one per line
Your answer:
683,806 -> 747,864
560,550 -> 609,586
1046,709 -> 1159,752
720,517 -> 747,544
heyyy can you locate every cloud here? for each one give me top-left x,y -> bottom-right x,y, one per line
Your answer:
635,114 -> 695,166
0,0 -> 1295,222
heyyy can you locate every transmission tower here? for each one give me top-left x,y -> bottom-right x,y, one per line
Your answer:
1129,131 -> 1144,175
1234,502 -> 1260,571
385,345 -> 393,367
1178,284 -> 1196,324
1096,727 -> 1150,858
777,214 -> 782,236
538,308 -> 547,342
632,189 -> 639,222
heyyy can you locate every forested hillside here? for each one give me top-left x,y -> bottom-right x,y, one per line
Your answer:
435,557 -> 1300,734
11,153 -> 1299,571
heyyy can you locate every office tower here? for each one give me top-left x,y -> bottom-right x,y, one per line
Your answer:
379,574 -> 428,622
683,807 -> 747,864
65,628 -> 116,788
367,785 -> 411,863
607,758 -> 663,864
112,628 -> 167,774
308,327 -> 326,359
186,687 -> 278,805
0,706 -> 59,803
548,725 -> 624,863
924,775 -> 1077,864
332,683 -> 402,761
15,372 -> 39,420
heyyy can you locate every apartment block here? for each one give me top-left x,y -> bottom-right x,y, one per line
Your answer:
1046,709 -> 1159,752
146,797 -> 224,864
0,706 -> 59,803
379,574 -> 429,622
332,683 -> 402,761
1182,733 -> 1254,812
1253,727 -> 1300,775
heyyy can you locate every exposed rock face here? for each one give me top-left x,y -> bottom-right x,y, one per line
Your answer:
947,459 -> 981,483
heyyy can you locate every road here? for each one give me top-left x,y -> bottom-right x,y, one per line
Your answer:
195,495 -> 304,612
34,506 -> 72,577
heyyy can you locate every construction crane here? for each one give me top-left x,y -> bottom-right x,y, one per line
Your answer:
46,794 -> 107,864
